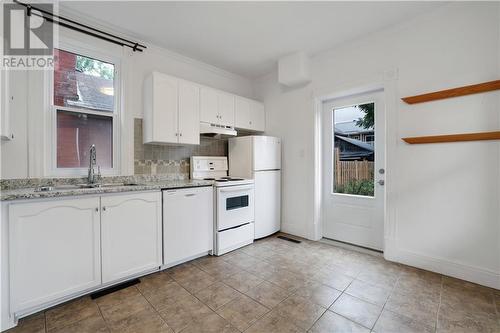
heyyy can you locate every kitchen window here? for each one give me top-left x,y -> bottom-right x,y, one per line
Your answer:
50,47 -> 120,175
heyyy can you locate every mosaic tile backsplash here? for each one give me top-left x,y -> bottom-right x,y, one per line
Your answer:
134,118 -> 227,176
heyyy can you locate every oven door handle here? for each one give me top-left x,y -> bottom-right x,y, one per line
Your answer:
218,185 -> 253,193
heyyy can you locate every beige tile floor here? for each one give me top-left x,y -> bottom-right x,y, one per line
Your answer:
8,234 -> 500,333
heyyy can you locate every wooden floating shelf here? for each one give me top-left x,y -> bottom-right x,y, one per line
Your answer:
402,80 -> 500,104
402,131 -> 500,144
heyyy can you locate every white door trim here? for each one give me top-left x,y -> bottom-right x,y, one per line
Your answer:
312,72 -> 398,255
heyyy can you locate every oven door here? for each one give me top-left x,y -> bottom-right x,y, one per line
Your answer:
217,184 -> 255,231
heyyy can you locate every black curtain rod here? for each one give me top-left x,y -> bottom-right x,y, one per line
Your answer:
13,0 -> 146,52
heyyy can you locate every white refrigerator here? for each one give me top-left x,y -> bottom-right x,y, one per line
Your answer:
228,136 -> 281,239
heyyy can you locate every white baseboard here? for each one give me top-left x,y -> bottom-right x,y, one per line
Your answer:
385,241 -> 500,290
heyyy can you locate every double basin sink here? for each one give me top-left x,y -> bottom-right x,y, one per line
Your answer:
34,183 -> 143,192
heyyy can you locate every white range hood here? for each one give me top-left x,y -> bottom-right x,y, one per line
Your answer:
200,122 -> 237,138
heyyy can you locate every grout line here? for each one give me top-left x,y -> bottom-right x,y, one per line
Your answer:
44,311 -> 48,333
135,283 -> 175,332
93,297 -> 111,333
434,276 -> 444,333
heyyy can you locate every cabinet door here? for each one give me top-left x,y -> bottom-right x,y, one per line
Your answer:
9,197 -> 101,313
200,87 -> 219,124
218,92 -> 235,127
163,187 -> 213,268
178,80 -> 200,145
152,73 -> 179,143
101,192 -> 162,284
249,100 -> 265,131
235,97 -> 252,129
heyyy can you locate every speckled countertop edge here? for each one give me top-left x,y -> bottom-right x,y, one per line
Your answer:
0,179 -> 214,201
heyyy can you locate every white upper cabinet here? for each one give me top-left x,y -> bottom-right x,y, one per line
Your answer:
250,100 -> 265,131
9,197 -> 102,313
200,87 -> 235,127
235,96 -> 265,132
200,87 -> 219,124
178,80 -> 201,145
143,72 -> 200,145
100,192 -> 162,284
217,92 -> 235,127
145,71 -> 265,141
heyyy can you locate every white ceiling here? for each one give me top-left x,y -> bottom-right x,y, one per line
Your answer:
60,1 -> 444,79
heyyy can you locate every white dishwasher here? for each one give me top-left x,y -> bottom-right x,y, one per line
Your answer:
162,186 -> 213,268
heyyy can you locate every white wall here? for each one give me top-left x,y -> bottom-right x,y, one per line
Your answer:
255,2 -> 500,288
0,27 -> 254,179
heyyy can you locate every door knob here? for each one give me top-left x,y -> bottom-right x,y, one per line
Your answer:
379,168 -> 385,174
378,180 -> 385,186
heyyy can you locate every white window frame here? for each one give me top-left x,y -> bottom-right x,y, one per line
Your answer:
47,39 -> 122,177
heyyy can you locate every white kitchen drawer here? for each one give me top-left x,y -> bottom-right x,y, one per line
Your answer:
216,223 -> 254,255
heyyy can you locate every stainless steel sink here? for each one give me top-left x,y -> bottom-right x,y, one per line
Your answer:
76,183 -> 144,188
34,183 -> 143,192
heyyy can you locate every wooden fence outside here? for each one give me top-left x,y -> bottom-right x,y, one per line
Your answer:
334,148 -> 374,187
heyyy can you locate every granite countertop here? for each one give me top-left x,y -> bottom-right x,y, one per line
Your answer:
0,179 -> 214,201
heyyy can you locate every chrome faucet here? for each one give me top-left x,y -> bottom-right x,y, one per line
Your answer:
87,145 -> 101,185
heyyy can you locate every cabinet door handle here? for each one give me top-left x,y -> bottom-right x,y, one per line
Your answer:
95,207 -> 99,212
179,133 -> 182,137
185,193 -> 196,197
102,206 -> 106,211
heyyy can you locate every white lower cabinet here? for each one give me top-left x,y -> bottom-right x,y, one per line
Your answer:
8,197 -> 102,313
7,191 -> 162,317
163,186 -> 213,268
101,192 -> 162,284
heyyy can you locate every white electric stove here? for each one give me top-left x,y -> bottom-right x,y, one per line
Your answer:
191,156 -> 254,255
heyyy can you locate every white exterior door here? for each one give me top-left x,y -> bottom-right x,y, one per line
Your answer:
178,80 -> 200,145
321,91 -> 385,250
9,197 -> 101,313
100,192 -> 162,284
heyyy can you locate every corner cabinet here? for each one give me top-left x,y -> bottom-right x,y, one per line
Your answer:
101,192 -> 162,284
143,72 -> 200,145
8,197 -> 102,313
235,96 -> 265,132
163,186 -> 213,268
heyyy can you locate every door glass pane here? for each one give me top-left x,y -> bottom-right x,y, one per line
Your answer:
332,102 -> 375,196
53,49 -> 114,112
57,110 -> 113,168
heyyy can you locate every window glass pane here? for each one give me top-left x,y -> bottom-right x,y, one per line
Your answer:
57,110 -> 113,168
53,49 -> 114,112
333,102 -> 375,197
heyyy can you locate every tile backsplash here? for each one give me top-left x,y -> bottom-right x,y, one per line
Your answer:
134,118 -> 227,177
